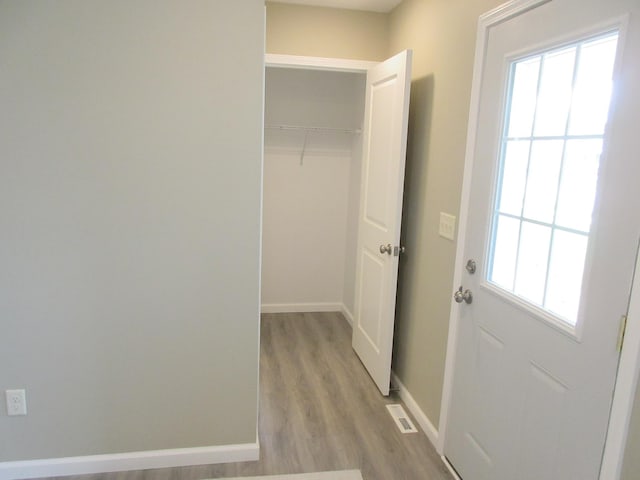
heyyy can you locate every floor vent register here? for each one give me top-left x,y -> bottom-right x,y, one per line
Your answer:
386,404 -> 418,433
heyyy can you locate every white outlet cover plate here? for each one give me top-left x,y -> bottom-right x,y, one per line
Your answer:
6,389 -> 27,416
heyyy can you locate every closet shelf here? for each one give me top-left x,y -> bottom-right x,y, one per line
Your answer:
265,124 -> 361,135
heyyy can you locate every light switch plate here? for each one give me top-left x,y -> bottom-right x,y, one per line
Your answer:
439,212 -> 456,241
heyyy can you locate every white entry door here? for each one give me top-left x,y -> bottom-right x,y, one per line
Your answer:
352,50 -> 412,396
445,0 -> 640,479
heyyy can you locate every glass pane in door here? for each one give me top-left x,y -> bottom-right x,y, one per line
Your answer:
487,32 -> 619,326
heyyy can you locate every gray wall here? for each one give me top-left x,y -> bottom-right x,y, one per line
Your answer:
0,0 -> 264,461
266,2 -> 389,61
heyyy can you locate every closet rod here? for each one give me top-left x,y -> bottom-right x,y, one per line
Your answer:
265,124 -> 361,135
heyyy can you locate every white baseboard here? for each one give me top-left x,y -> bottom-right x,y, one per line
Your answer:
341,305 -> 354,326
260,303 -> 354,328
391,372 -> 439,449
0,443 -> 259,480
261,303 -> 343,313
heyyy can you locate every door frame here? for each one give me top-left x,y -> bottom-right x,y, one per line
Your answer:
265,53 -> 377,73
437,1 -> 640,478
262,53 -> 376,322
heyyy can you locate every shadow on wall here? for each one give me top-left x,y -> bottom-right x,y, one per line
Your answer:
393,74 -> 435,369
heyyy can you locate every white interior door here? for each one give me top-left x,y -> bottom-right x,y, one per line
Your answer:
445,0 -> 640,478
352,50 -> 412,396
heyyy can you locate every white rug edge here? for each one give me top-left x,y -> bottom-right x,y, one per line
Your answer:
208,469 -> 363,480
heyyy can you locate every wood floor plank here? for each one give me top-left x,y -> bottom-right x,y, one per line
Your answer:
40,312 -> 452,480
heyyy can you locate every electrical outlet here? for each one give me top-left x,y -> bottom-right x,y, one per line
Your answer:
6,389 -> 27,416
439,212 -> 457,241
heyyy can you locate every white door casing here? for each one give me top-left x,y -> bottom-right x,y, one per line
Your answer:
352,50 -> 412,396
442,0 -> 640,479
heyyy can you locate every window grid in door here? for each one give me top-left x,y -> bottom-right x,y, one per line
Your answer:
487,32 -> 619,326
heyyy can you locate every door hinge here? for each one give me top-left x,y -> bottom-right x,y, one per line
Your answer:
617,315 -> 628,353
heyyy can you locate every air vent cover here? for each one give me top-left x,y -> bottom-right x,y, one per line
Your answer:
386,404 -> 417,433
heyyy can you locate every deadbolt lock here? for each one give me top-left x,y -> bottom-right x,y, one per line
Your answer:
466,259 -> 476,274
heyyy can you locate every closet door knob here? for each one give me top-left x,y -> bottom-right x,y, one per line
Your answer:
379,244 -> 392,255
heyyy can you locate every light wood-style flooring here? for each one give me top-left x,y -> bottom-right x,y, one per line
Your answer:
50,312 -> 453,480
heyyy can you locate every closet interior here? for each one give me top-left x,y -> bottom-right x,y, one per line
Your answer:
261,65 -> 367,319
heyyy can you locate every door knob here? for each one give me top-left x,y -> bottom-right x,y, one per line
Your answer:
394,245 -> 406,256
454,286 -> 473,304
379,243 -> 392,255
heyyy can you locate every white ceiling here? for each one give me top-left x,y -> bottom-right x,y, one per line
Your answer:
269,0 -> 403,13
